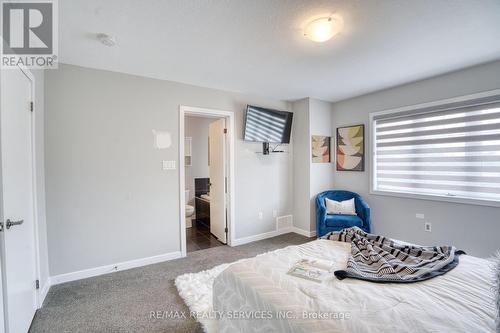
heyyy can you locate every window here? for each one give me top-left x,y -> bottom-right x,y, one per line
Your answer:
370,91 -> 500,206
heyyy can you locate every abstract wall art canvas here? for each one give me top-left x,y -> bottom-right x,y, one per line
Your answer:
311,135 -> 331,163
336,124 -> 364,171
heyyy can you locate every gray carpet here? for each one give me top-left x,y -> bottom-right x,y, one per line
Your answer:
29,233 -> 312,333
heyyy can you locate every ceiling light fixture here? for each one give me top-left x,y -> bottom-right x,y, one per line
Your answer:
303,15 -> 343,43
97,33 -> 117,47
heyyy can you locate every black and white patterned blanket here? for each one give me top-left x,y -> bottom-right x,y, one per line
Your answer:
322,227 -> 465,283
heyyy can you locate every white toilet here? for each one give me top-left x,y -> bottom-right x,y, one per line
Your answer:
185,190 -> 194,228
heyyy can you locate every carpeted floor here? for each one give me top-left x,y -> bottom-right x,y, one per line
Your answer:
29,232 -> 312,333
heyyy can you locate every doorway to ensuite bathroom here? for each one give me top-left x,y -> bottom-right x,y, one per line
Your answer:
179,106 -> 235,254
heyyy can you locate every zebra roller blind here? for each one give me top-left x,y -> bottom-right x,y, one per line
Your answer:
372,94 -> 500,204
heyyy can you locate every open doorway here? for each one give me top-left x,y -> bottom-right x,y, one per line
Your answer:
179,106 -> 235,256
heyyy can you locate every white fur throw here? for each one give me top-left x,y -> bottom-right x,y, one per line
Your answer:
175,248 -> 287,333
175,262 -> 233,332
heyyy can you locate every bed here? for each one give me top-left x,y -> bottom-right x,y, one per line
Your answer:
213,239 -> 496,332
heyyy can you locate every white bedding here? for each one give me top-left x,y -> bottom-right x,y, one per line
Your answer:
213,239 -> 496,333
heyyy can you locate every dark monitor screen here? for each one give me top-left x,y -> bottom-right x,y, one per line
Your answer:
243,105 -> 293,143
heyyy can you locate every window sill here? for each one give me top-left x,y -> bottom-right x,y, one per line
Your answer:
369,189 -> 500,208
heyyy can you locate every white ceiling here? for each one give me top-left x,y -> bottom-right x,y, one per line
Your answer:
60,0 -> 500,102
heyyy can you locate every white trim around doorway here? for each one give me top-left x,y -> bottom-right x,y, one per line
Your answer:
178,105 -> 236,257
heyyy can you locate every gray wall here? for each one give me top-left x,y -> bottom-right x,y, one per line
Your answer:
291,99 -> 311,232
331,60 -> 500,257
309,98 -> 334,232
292,98 -> 334,233
184,116 -> 212,206
45,64 -> 293,276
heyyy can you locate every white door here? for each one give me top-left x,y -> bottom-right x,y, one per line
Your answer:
0,66 -> 38,333
208,118 -> 227,243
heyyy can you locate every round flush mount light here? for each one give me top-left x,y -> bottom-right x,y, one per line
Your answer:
97,33 -> 117,47
303,15 -> 343,42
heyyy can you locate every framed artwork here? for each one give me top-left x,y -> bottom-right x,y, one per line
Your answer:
311,135 -> 331,163
336,124 -> 364,171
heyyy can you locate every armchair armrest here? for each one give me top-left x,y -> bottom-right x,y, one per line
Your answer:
316,195 -> 327,221
315,194 -> 328,236
355,197 -> 372,233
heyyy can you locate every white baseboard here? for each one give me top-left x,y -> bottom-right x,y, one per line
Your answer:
37,278 -> 51,308
232,225 -> 317,246
50,251 -> 182,285
232,227 -> 294,246
291,227 -> 317,238
48,220 -> 314,286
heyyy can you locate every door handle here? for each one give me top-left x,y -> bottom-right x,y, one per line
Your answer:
6,219 -> 24,229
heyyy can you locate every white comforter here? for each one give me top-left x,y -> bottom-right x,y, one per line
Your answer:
213,239 -> 496,333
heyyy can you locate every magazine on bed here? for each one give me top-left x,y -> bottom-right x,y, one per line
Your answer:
287,259 -> 334,282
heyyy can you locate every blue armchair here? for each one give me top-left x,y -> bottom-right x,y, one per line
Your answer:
316,190 -> 371,237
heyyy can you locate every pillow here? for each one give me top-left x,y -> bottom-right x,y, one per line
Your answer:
325,197 -> 357,215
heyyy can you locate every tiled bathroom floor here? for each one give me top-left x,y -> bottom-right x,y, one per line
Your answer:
186,223 -> 225,252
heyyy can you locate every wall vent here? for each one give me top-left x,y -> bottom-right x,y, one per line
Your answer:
276,215 -> 293,230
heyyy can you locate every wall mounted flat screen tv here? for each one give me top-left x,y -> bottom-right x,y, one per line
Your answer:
243,105 -> 293,143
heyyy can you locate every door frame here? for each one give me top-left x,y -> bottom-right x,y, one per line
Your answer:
178,105 -> 235,257
0,64 -> 43,333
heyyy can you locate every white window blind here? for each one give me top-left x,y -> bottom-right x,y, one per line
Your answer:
372,94 -> 500,205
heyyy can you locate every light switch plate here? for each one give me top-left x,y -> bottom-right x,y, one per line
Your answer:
162,160 -> 176,170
